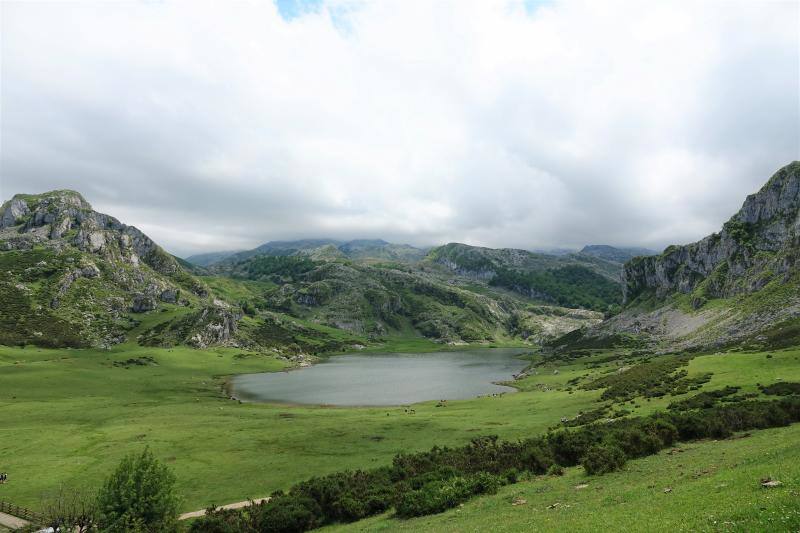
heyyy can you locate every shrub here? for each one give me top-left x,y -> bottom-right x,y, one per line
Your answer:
395,473 -> 503,518
258,497 -> 321,533
96,448 -> 179,532
581,444 -> 627,475
503,468 -> 520,483
519,440 -> 557,473
608,428 -> 662,458
760,382 -> 800,396
546,464 -> 565,476
545,429 -> 599,466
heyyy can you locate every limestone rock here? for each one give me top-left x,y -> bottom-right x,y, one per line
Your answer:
0,198 -> 30,228
131,294 -> 157,313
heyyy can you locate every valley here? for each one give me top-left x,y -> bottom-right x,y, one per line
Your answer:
1,339 -> 798,530
0,162 -> 799,531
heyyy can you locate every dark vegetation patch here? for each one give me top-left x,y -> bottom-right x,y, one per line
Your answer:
581,355 -> 711,401
239,256 -> 317,282
545,329 -> 646,351
247,315 -> 355,355
489,265 -> 621,311
113,356 -> 157,368
742,318 -> 800,350
190,398 -> 800,532
760,382 -> 800,396
562,405 -> 611,427
667,386 -> 748,410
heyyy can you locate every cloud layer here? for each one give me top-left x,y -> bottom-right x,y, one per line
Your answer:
2,0 -> 798,256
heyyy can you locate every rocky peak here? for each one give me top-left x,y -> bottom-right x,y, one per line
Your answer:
730,161 -> 800,248
0,189 -> 180,276
623,162 -> 800,304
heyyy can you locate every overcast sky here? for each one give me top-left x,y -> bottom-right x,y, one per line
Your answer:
1,0 -> 798,257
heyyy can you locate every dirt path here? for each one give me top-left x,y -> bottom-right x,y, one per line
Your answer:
179,497 -> 270,520
0,511 -> 29,530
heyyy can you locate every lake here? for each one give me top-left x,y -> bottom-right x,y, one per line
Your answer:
230,348 -> 530,406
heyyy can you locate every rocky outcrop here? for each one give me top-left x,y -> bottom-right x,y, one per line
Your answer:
131,294 -> 158,313
187,307 -> 242,348
50,263 -> 102,308
0,190 -> 180,276
623,162 -> 800,304
0,198 -> 30,228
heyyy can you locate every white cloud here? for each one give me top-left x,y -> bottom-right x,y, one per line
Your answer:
1,0 -> 798,256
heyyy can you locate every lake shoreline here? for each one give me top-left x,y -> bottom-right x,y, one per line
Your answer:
227,348 -> 532,407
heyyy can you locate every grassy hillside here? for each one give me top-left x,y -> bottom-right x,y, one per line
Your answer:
206,255 -> 603,344
215,239 -> 427,267
324,423 -> 800,532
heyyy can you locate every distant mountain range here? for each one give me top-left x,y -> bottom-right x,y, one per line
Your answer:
579,245 -> 659,264
189,239 -> 655,269
187,238 -> 428,266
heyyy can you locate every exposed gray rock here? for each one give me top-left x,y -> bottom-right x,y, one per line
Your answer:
188,306 -> 242,348
579,162 -> 800,351
159,289 -> 179,303
131,294 -> 157,313
50,263 -> 102,308
0,198 -> 30,228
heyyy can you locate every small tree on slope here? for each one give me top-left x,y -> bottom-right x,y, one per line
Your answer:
96,447 -> 180,532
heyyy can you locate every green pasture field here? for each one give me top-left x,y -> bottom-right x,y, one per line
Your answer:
1,326 -> 798,528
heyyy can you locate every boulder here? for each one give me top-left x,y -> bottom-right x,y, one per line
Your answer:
131,294 -> 157,313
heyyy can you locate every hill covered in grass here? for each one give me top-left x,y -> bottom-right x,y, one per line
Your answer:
0,190 -> 215,348
204,238 -> 429,266
205,253 -> 603,344
426,243 -> 623,312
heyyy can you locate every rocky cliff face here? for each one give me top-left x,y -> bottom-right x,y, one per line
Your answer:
623,162 -> 800,306
569,162 -> 800,351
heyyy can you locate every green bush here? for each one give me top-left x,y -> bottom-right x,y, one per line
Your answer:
258,497 -> 320,533
608,428 -> 662,458
395,473 -> 503,518
96,448 -> 180,532
760,382 -> 800,396
546,464 -> 565,476
581,444 -> 627,475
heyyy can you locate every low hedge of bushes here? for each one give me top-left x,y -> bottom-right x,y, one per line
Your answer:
191,394 -> 800,533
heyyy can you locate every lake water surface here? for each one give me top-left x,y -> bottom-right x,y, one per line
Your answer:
231,348 -> 530,406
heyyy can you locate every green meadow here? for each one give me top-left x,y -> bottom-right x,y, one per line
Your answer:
1,329 -> 799,530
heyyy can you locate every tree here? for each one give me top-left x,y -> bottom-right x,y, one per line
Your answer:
40,486 -> 97,533
96,447 -> 180,532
